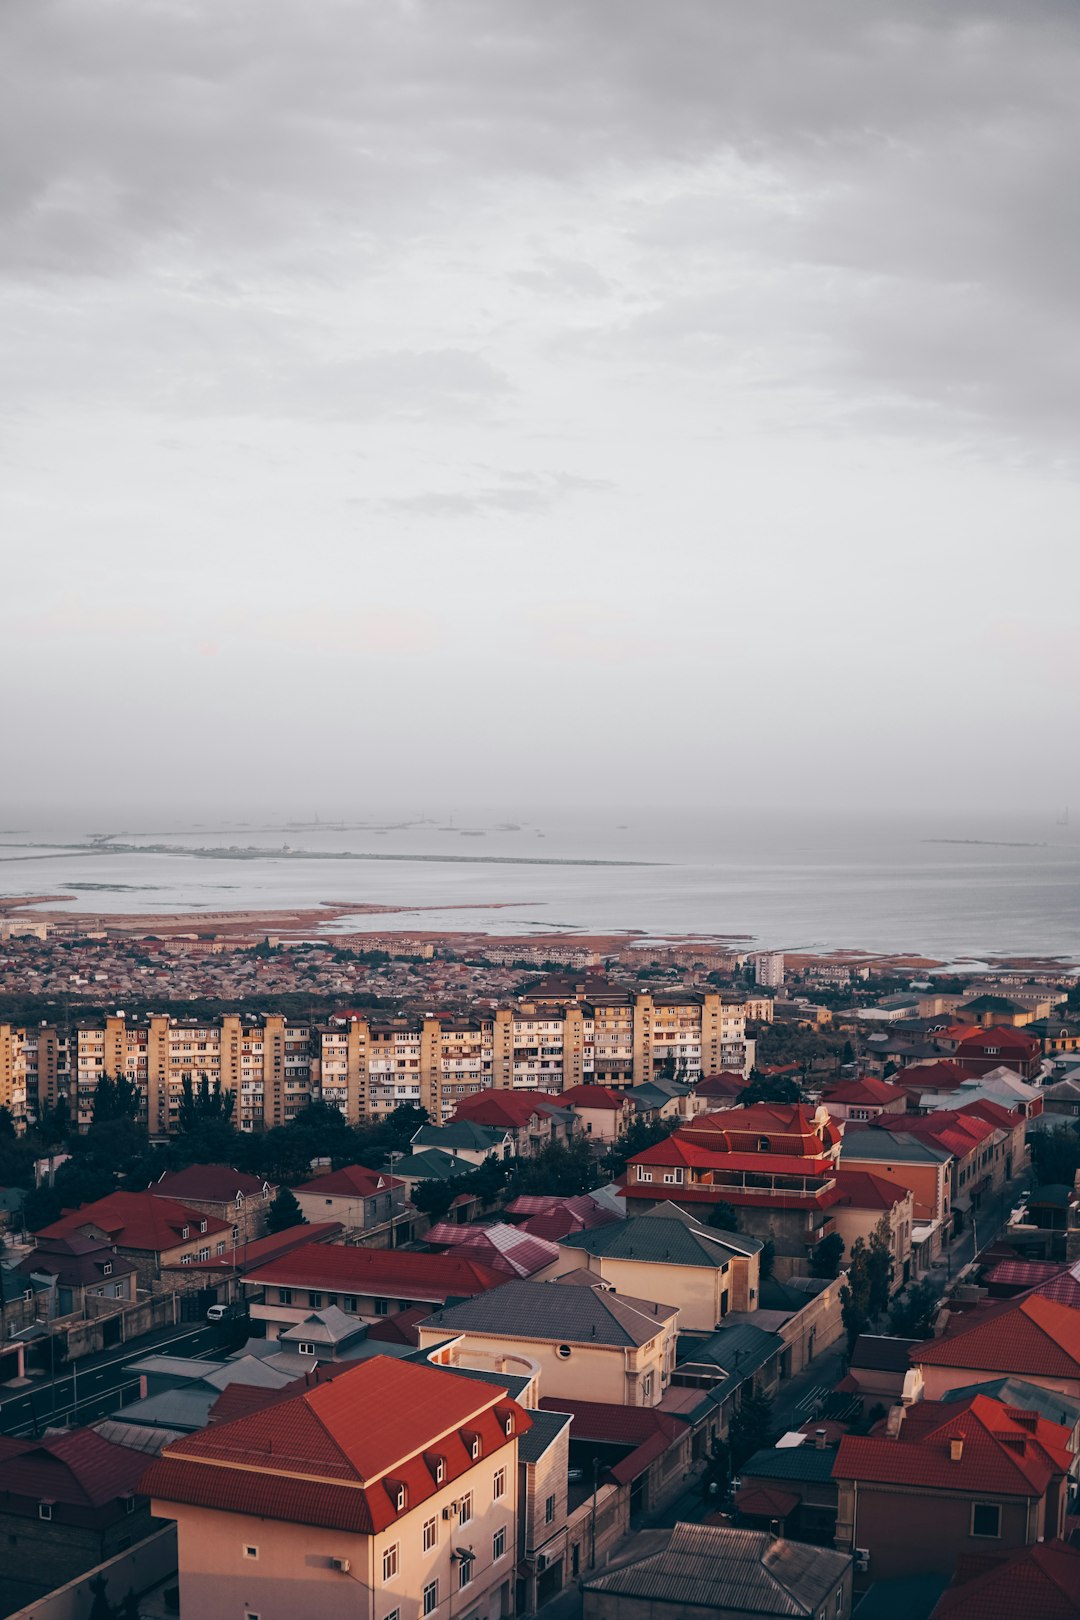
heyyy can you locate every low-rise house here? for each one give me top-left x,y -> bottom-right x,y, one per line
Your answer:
0,1428 -> 153,1613
503,1192 -> 622,1243
292,1163 -> 406,1235
833,1394 -> 1073,1586
517,1407 -> 573,1611
823,1076 -> 909,1124
842,1334 -> 918,1413
150,1165 -> 275,1245
736,1433 -> 841,1545
142,1354 -> 530,1620
951,1024 -> 1042,1078
547,1203 -> 762,1330
831,1170 -> 914,1293
452,1089 -> 578,1155
536,1397 -> 691,1524
411,1119 -> 516,1163
928,1536 -> 1080,1620
692,1072 -> 750,1110
419,1277 -> 679,1408
672,1321 -> 786,1414
245,1242 -> 507,1338
911,1294 -> 1080,1400
423,1221 -> 560,1279
583,1522 -> 852,1620
558,1084 -> 634,1142
17,1233 -> 138,1314
35,1191 -> 233,1288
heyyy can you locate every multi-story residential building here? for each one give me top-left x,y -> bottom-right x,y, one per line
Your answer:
751,951 -> 785,988
624,1104 -> 844,1280
150,1165 -> 277,1245
1,989 -> 749,1135
35,1191 -> 233,1289
833,1394 -> 1074,1587
418,1278 -> 679,1409
0,1429 -> 153,1612
142,1355 -> 530,1620
830,1171 -> 914,1293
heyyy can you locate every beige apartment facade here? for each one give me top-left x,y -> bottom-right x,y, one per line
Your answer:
2,988 -> 748,1135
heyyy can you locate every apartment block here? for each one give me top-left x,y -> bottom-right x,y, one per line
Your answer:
1,989 -> 748,1134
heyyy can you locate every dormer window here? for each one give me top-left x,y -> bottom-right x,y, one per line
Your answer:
199,1220 -> 207,1233
504,1415 -> 514,1436
181,1226 -> 190,1240
103,1262 -> 113,1276
297,1342 -> 316,1356
757,1137 -> 770,1152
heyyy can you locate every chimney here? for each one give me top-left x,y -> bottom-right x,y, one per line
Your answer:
949,1437 -> 964,1462
814,1428 -> 828,1450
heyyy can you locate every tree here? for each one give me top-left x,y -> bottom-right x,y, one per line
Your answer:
509,1138 -> 598,1197
729,1389 -> 775,1468
890,1278 -> 939,1339
267,1185 -> 307,1234
741,1072 -> 802,1106
758,1238 -> 776,1282
604,1118 -> 676,1181
1030,1121 -> 1080,1188
0,1105 -> 16,1140
409,1178 -> 457,1222
810,1232 -> 845,1279
866,1216 -> 895,1319
707,1202 -> 741,1233
177,1075 -> 235,1134
91,1073 -> 141,1124
840,1236 -> 872,1354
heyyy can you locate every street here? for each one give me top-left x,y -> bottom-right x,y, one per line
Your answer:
0,1319 -> 224,1437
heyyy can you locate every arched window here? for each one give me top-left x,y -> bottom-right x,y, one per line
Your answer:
757,1136 -> 770,1152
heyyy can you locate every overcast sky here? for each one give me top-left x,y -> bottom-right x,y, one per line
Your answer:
3,0 -> 1079,822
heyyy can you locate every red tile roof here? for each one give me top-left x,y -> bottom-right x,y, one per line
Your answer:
873,1109 -> 998,1159
246,1240 -> 507,1301
896,1061 -> 981,1092
930,1539 -> 1080,1620
151,1165 -> 269,1202
453,1090 -> 562,1127
0,1429 -> 149,1507
695,1072 -> 750,1098
37,1191 -> 230,1250
735,1484 -> 800,1520
956,1025 -> 1040,1057
294,1164 -> 404,1198
834,1169 -> 912,1211
834,1394 -> 1071,1496
365,1304 -> 430,1345
504,1194 -> 619,1230
423,1222 -> 559,1278
537,1396 -> 686,1447
824,1077 -> 904,1108
682,1104 -> 842,1158
143,1356 -> 529,1534
1033,1260 -> 1080,1312
912,1295 -> 1080,1380
559,1084 -> 628,1110
160,1220 -> 344,1274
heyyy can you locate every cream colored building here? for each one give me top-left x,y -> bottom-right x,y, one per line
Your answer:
545,1206 -> 762,1332
144,1355 -> 526,1620
418,1278 -> 679,1408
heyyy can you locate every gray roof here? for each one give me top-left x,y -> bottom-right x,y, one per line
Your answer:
850,1335 -> 917,1373
400,1352 -> 532,1403
677,1322 -> 783,1377
422,1277 -> 677,1348
517,1408 -> 572,1465
109,1387 -> 218,1433
740,1444 -> 838,1484
391,1147 -> 466,1181
92,1419 -> 185,1456
279,1305 -> 367,1347
841,1133 -> 951,1165
939,1376 -> 1080,1428
413,1121 -> 508,1152
561,1207 -> 761,1269
584,1523 -> 849,1614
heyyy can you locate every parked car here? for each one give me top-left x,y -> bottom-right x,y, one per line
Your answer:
206,1302 -> 248,1322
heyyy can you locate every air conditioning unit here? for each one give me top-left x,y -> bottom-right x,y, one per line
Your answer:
536,1552 -> 552,1572
855,1550 -> 870,1574
442,1501 -> 461,1520
330,1557 -> 351,1574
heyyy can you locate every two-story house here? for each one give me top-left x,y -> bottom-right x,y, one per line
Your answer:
17,1233 -> 138,1315
150,1165 -> 276,1246
35,1191 -> 233,1288
293,1163 -> 407,1235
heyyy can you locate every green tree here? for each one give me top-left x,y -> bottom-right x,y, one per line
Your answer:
707,1201 -> 741,1233
510,1138 -> 599,1197
177,1075 -> 235,1133
0,1105 -> 16,1140
410,1178 -> 457,1222
91,1073 -> 141,1125
866,1216 -> 895,1319
729,1389 -> 775,1468
1029,1121 -> 1080,1188
840,1236 -> 872,1354
742,1072 -> 802,1106
603,1117 -> 676,1181
267,1184 -> 307,1234
810,1232 -> 845,1279
889,1278 -> 939,1339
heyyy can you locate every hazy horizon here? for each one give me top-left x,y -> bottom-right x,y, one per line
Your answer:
4,1 -> 1080,819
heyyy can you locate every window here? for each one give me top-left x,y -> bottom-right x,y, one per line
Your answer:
38,1503 -> 53,1521
971,1502 -> 1001,1538
493,1526 -> 506,1560
470,1437 -> 481,1460
385,1611 -> 400,1620
642,1372 -> 653,1397
308,1291 -> 323,1308
458,1492 -> 472,1526
375,1297 -> 390,1315
394,1485 -> 407,1512
297,1341 -> 316,1356
836,1588 -> 844,1614
278,1287 -> 293,1305
382,1543 -> 399,1582
556,1344 -> 572,1360
756,1136 -> 770,1152
434,1457 -> 446,1484
493,1466 -> 506,1500
103,1262 -> 113,1276
423,1517 -> 437,1553
545,1493 -> 555,1524
243,1545 -> 258,1560
423,1580 -> 438,1615
344,1295 -> 358,1313
458,1556 -> 471,1590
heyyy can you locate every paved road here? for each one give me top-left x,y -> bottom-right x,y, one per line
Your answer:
0,1320 -> 225,1437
